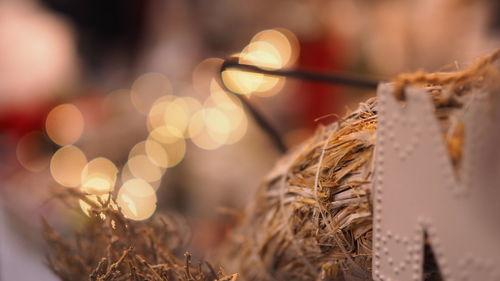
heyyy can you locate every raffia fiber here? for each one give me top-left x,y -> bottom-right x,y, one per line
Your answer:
224,50 -> 500,281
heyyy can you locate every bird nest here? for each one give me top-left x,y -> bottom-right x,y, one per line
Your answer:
224,50 -> 500,281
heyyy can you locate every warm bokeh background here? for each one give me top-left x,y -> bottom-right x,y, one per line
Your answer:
0,0 -> 498,279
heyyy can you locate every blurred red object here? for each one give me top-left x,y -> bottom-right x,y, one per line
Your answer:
295,32 -> 344,129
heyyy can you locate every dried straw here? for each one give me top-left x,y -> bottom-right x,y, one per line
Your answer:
224,50 -> 500,281
224,98 -> 376,281
44,190 -> 238,281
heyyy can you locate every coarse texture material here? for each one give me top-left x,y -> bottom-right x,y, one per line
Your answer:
44,190 -> 238,281
224,50 -> 500,281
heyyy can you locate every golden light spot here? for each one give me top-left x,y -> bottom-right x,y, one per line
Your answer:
163,98 -> 190,138
251,75 -> 286,97
192,58 -> 224,94
274,28 -> 300,67
127,154 -> 164,183
131,72 -> 172,114
120,164 -> 161,190
221,38 -> 287,96
147,95 -> 176,132
205,107 -> 231,141
221,28 -> 298,97
147,128 -> 186,167
161,138 -> 186,168
129,139 -> 169,169
129,141 -> 146,159
149,126 -> 182,144
50,145 -> 87,187
226,117 -> 248,144
207,82 -> 249,144
176,97 -> 202,121
189,109 -> 218,150
187,109 -> 205,139
188,108 -> 231,150
16,131 -> 50,172
240,41 -> 282,69
251,28 -> 299,67
81,157 -> 118,195
221,68 -> 263,95
81,177 -> 112,195
117,178 -> 157,221
209,82 -> 245,125
240,41 -> 284,95
145,139 -> 169,167
45,104 -> 84,145
147,95 -> 202,139
209,80 -> 242,104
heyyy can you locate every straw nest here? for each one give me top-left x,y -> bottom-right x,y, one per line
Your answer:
224,50 -> 500,281
44,190 -> 238,281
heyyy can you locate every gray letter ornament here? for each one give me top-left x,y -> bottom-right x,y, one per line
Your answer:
373,83 -> 500,281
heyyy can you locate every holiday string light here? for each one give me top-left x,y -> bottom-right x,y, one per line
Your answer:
16,28 -> 299,220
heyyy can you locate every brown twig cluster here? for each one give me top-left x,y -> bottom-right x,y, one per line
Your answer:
43,190 -> 237,281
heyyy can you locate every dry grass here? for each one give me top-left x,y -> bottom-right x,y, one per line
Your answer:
224,98 -> 376,281
44,189 -> 238,281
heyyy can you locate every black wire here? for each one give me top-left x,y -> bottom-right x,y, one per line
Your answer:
221,85 -> 288,153
218,67 -> 288,153
218,58 -> 380,154
221,59 -> 379,89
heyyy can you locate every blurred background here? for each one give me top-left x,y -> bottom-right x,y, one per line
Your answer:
0,0 -> 498,279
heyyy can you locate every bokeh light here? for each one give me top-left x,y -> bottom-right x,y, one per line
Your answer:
117,178 -> 157,221
174,96 -> 203,136
162,97 -> 191,137
127,154 -> 164,183
188,82 -> 249,150
208,81 -> 248,144
240,41 -> 282,69
221,68 -> 263,95
131,72 -> 172,114
120,163 -> 161,191
81,157 -> 118,195
50,145 -> 87,187
147,127 -> 186,167
144,139 -> 169,168
251,28 -> 299,68
205,107 -> 231,141
192,58 -> 224,94
16,131 -> 51,172
147,95 -> 202,139
149,125 -> 182,144
147,95 -> 176,132
129,141 -> 148,159
11,26 -> 300,224
189,108 -> 229,150
129,140 -> 168,168
45,103 -> 84,146
220,28 -> 299,97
